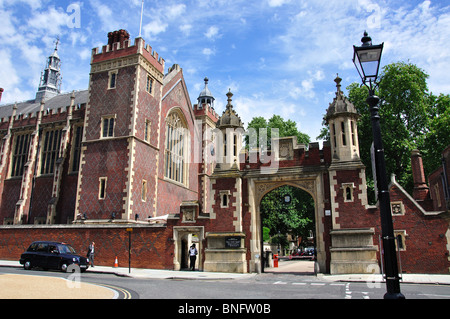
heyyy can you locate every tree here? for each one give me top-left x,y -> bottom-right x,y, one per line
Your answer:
260,185 -> 315,247
342,61 -> 449,196
422,93 -> 450,175
246,114 -> 310,149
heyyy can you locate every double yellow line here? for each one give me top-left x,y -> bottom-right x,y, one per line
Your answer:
95,283 -> 133,299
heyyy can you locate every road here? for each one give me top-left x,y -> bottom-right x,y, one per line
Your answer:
1,260 -> 450,301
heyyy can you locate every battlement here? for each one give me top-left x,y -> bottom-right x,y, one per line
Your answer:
0,97 -> 85,130
91,29 -> 164,73
193,103 -> 219,122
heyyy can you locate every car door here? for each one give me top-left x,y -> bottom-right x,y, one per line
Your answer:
47,244 -> 61,270
34,242 -> 49,268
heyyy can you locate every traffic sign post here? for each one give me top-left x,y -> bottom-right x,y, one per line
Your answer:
126,228 -> 132,273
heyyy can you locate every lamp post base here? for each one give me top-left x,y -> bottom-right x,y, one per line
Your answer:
384,292 -> 406,299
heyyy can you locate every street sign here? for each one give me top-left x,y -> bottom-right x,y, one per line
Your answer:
126,228 -> 133,232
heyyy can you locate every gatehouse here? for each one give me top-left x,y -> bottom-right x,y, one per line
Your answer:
0,30 -> 448,274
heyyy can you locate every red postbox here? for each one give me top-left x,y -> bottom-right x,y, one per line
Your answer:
273,254 -> 278,268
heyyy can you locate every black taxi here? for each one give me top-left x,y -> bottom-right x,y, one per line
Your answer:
19,241 -> 89,272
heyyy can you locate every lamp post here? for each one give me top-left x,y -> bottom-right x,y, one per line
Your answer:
353,31 -> 405,299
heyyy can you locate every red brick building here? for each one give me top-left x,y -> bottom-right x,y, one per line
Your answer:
0,30 -> 448,274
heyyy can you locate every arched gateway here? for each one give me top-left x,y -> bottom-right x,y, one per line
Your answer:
248,168 -> 327,273
196,75 -> 381,275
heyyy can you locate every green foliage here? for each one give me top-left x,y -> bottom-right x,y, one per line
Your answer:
260,185 -> 314,241
344,61 -> 450,196
263,226 -> 271,242
246,114 -> 310,149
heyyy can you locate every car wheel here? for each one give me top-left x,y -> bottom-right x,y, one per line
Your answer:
24,260 -> 32,270
60,263 -> 69,272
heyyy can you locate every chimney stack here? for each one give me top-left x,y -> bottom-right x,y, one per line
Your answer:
107,29 -> 130,47
0,88 -> 4,102
411,149 -> 429,201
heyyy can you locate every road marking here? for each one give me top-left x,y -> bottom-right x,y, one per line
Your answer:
310,283 -> 325,286
292,282 -> 306,285
95,283 -> 132,299
274,281 -> 287,285
345,283 -> 352,299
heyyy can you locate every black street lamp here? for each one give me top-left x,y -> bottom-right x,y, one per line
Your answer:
353,31 -> 405,299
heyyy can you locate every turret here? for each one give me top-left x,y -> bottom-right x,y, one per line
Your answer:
215,90 -> 244,171
324,75 -> 361,165
36,38 -> 62,102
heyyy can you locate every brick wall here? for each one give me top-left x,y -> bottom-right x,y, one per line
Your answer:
0,225 -> 174,269
389,185 -> 450,274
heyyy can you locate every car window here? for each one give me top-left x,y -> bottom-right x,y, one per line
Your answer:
36,243 -> 48,252
49,245 -> 58,253
27,243 -> 38,251
58,244 -> 76,254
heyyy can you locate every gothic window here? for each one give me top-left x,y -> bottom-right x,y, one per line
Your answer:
99,177 -> 107,200
141,180 -> 147,202
223,133 -> 227,157
146,75 -> 153,94
40,128 -> 62,175
220,191 -> 230,208
233,134 -> 237,157
144,119 -> 151,142
341,121 -> 347,146
164,110 -> 188,184
71,125 -> 83,172
10,133 -> 31,177
394,230 -> 407,251
102,115 -> 115,138
351,121 -> 356,146
108,70 -> 118,89
222,194 -> 228,207
341,183 -> 355,202
332,123 -> 336,148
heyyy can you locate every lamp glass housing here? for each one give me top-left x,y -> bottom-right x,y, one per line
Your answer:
353,43 -> 383,86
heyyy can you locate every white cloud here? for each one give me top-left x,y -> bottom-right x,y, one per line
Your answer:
89,0 -> 118,32
202,48 -> 215,57
143,20 -> 168,39
4,0 -> 43,10
180,24 -> 192,36
205,26 -> 220,40
79,48 -> 91,60
267,0 -> 291,7
26,6 -> 70,35
166,4 -> 186,19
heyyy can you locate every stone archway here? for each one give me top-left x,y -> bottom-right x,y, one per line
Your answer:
173,226 -> 204,271
246,169 -> 328,274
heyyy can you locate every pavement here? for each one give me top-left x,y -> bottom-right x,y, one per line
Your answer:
1,259 -> 449,298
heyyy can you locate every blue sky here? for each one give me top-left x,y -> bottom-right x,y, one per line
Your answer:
1,0 -> 449,142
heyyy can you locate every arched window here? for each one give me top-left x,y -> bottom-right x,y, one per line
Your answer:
164,109 -> 188,184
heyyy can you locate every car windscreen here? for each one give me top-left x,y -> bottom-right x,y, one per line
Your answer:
58,244 -> 76,254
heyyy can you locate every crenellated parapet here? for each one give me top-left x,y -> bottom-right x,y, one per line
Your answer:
91,29 -> 165,81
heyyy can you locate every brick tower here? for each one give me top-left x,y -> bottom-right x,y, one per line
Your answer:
75,30 -> 165,222
204,90 -> 247,272
193,77 -> 219,214
324,75 -> 380,274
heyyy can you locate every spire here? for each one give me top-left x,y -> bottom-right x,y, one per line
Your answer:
226,89 -> 233,108
325,74 -> 358,121
36,37 -> 62,102
216,89 -> 243,129
197,76 -> 215,108
334,73 -> 342,94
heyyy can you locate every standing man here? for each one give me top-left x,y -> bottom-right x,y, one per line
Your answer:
189,243 -> 198,271
87,242 -> 95,267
